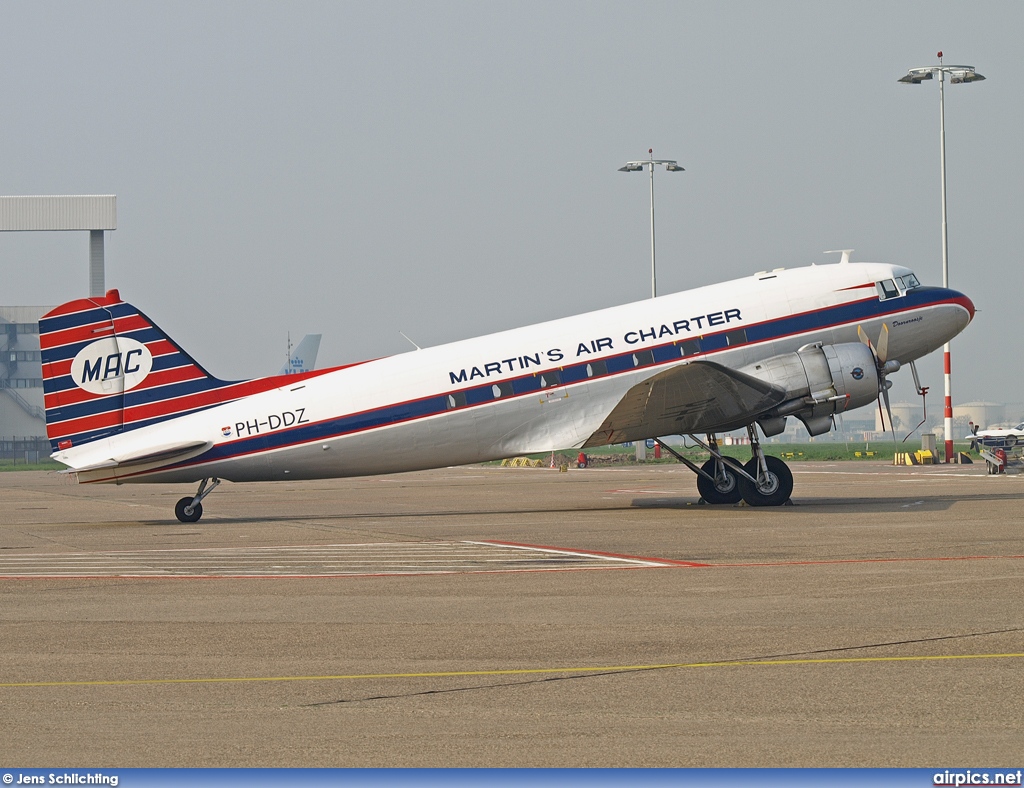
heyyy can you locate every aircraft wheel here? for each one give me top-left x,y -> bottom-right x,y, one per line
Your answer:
696,458 -> 742,504
1006,436 -> 1017,447
174,497 -> 203,523
737,456 -> 793,507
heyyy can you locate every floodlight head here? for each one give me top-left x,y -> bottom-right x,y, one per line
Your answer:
899,64 -> 985,85
950,69 -> 985,84
618,163 -> 645,172
662,163 -> 685,172
899,70 -> 933,84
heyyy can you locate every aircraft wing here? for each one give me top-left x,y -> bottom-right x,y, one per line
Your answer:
583,360 -> 787,447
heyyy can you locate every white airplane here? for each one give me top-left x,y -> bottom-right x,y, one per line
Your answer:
279,333 -> 321,376
967,421 -> 1024,451
39,253 -> 974,521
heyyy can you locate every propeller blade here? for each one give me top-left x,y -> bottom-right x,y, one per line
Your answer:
876,323 -> 889,364
857,324 -> 880,367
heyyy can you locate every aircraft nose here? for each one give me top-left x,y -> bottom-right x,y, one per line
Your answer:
950,289 -> 976,329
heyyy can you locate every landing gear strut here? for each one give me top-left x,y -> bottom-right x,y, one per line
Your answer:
657,425 -> 793,507
174,478 -> 220,523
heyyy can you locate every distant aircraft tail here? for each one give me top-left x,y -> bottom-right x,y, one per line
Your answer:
279,334 -> 322,375
39,289 -> 246,453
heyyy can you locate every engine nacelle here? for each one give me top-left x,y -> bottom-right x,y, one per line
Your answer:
740,343 -> 879,437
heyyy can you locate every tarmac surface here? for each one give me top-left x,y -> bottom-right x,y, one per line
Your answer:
1,461 -> 1022,767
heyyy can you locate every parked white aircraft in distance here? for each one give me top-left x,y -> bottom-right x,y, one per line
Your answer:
967,421 -> 1024,451
40,253 -> 974,522
279,334 -> 321,375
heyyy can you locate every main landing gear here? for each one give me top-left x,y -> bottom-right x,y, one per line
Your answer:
656,426 -> 793,507
174,478 -> 220,523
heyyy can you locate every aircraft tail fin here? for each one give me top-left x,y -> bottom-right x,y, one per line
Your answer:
39,289 -> 244,453
280,334 -> 321,375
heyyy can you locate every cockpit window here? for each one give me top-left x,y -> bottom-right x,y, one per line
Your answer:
877,279 -> 900,300
876,273 -> 920,301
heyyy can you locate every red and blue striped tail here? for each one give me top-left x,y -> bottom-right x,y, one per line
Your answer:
42,290 -> 346,456
39,290 -> 250,453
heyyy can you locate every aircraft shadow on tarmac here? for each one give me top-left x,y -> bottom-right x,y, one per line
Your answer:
123,488 -> 1024,527
629,490 -> 1024,512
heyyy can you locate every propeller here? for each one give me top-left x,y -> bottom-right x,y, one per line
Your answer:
858,323 -> 900,436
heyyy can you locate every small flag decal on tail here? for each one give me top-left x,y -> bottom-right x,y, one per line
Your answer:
221,426 -> 232,437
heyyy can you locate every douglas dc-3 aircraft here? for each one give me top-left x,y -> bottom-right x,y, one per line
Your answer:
40,253 -> 974,522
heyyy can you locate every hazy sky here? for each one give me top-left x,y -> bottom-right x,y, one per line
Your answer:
2,1 -> 1021,410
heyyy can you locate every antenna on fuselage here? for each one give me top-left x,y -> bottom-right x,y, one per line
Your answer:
399,331 -> 422,351
824,249 -> 854,264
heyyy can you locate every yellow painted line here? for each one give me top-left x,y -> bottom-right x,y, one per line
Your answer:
3,652 -> 1023,688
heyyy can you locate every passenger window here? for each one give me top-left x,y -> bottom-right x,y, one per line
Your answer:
679,338 -> 701,357
724,329 -> 747,346
447,392 -> 467,410
632,350 -> 655,367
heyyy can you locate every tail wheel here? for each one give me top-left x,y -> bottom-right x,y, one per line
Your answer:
696,458 -> 743,504
737,456 -> 793,507
174,497 -> 203,523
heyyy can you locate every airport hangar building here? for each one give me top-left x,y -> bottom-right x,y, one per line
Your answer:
1,195 -> 116,461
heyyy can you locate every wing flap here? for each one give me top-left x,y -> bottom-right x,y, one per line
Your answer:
583,361 -> 786,447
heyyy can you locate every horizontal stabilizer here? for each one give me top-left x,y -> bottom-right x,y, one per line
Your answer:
58,440 -> 212,473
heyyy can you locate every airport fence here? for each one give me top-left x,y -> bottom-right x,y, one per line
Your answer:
0,436 -> 51,465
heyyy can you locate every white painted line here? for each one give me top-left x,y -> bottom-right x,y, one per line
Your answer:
0,540 -> 672,578
467,540 -> 672,567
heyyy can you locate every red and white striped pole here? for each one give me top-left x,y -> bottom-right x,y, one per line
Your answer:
944,344 -> 953,462
938,54 -> 953,463
898,53 -> 986,462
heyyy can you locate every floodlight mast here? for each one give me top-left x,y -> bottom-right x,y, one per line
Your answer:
619,149 -> 684,298
898,53 -> 985,463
